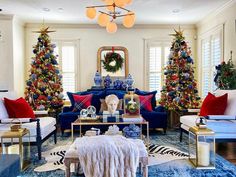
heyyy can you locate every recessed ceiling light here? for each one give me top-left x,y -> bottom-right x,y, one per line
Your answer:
172,9 -> 180,13
42,8 -> 50,12
58,8 -> 64,11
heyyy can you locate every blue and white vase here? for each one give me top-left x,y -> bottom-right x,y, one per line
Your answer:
113,78 -> 123,89
94,71 -> 102,87
104,75 -> 112,88
126,74 -> 134,88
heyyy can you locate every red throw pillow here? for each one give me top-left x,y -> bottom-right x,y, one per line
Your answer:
4,97 -> 35,118
139,95 -> 153,112
199,92 -> 228,116
72,94 -> 93,112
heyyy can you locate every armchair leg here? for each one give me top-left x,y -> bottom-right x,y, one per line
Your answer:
54,129 -> 57,144
163,128 -> 167,134
37,142 -> 42,160
180,128 -> 183,142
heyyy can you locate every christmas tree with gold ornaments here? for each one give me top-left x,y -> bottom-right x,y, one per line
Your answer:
159,28 -> 201,111
25,26 -> 64,112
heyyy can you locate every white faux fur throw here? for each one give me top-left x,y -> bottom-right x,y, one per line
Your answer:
74,135 -> 140,177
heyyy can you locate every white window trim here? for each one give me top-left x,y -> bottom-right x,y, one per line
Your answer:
53,39 -> 80,93
198,24 -> 224,97
143,38 -> 171,92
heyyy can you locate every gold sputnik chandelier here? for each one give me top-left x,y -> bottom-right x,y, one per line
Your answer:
86,0 -> 135,33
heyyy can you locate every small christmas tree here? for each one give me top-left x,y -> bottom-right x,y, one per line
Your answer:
25,27 -> 64,112
159,28 -> 201,111
214,51 -> 236,89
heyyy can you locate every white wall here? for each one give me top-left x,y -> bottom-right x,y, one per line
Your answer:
197,1 -> 236,63
13,17 -> 25,96
0,15 -> 14,91
25,24 -> 197,92
196,1 -> 236,95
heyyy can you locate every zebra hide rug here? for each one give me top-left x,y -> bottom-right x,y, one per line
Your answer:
34,144 -> 188,172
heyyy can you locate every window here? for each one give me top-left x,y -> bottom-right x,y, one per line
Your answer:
201,32 -> 222,97
54,41 -> 78,100
147,42 -> 170,99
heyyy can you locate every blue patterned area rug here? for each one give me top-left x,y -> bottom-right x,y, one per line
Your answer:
19,131 -> 236,177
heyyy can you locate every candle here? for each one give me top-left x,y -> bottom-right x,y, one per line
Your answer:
197,142 -> 210,166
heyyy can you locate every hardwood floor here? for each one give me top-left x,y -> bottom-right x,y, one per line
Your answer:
216,142 -> 236,165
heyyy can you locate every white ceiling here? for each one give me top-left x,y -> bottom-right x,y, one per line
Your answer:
0,0 -> 232,24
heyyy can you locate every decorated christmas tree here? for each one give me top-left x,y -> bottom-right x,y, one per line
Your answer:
159,28 -> 201,111
25,27 -> 64,112
214,51 -> 236,89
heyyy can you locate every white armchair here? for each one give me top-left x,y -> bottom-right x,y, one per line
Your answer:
0,91 -> 57,160
180,90 -> 236,142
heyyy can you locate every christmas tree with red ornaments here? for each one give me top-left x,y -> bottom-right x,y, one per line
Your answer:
25,27 -> 64,111
159,28 -> 201,111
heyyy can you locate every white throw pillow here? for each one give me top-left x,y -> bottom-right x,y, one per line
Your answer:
0,99 -> 9,119
215,90 -> 236,115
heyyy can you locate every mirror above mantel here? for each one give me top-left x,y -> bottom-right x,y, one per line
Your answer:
97,46 -> 129,78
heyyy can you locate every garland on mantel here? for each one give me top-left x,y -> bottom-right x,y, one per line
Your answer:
102,47 -> 124,73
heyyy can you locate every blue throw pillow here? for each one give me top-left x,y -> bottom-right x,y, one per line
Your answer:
135,89 -> 157,110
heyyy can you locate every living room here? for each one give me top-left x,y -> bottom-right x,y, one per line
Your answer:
0,0 -> 236,177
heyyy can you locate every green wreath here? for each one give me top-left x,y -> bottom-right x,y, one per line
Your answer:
102,52 -> 124,73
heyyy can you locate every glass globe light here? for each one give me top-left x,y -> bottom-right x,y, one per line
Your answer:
123,12 -> 135,28
86,7 -> 96,19
114,0 -> 126,7
105,0 -> 114,11
98,13 -> 109,27
125,0 -> 133,5
106,21 -> 117,33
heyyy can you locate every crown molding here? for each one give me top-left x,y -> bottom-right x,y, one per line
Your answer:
25,23 -> 196,30
196,0 -> 236,27
0,14 -> 14,20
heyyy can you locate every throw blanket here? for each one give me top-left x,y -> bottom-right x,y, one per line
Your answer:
74,135 -> 139,177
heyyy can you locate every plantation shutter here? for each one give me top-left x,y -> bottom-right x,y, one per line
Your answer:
202,39 -> 211,97
54,41 -> 77,100
201,32 -> 222,98
148,44 -> 170,99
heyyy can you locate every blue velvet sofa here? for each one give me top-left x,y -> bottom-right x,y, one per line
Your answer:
0,154 -> 20,177
59,89 -> 167,135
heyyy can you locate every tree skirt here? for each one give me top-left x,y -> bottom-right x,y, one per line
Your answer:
34,144 -> 188,172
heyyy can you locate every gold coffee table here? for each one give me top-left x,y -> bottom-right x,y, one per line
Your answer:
71,116 -> 149,145
0,128 -> 31,170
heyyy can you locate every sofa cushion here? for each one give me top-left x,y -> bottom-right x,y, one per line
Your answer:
0,117 -> 56,141
135,89 -> 157,110
4,97 -> 35,118
72,94 -> 93,112
215,90 -> 236,115
199,92 -> 228,116
180,115 -> 236,134
0,99 -> 9,119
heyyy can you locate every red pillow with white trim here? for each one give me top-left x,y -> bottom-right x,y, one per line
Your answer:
139,94 -> 153,112
199,92 -> 228,116
4,97 -> 35,118
72,94 -> 93,112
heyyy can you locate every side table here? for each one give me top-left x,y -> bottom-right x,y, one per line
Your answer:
0,128 -> 31,170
